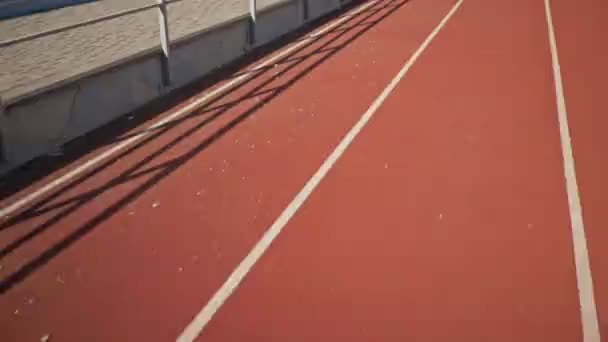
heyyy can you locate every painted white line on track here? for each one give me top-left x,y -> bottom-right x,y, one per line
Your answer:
544,0 -> 600,341
0,0 -> 379,219
176,1 -> 464,341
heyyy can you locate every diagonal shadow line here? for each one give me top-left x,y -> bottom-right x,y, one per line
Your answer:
99,1 -> 399,146
214,1 -> 392,78
0,1 -> 395,230
0,2 -> 392,206
0,0 -> 408,294
0,0 -> 403,265
0,1 -> 350,200
0,0 -> 394,239
0,0 -> 387,218
0,0 -> 383,231
0,0 -> 407,293
0,60 -> 283,228
0,79 -> 291,221
228,2 -> 400,78
2,74 -> 298,222
287,1 -> 394,44
104,2 -> 397,145
105,84 -> 284,144
322,16 -> 402,34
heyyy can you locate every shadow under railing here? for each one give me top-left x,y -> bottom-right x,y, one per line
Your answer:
0,0 -> 407,294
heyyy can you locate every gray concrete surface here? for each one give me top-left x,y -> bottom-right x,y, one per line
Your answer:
0,0 -> 286,104
169,19 -> 248,89
309,0 -> 342,19
255,0 -> 303,46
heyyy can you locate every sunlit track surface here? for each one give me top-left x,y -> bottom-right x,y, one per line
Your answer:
0,0 -> 605,341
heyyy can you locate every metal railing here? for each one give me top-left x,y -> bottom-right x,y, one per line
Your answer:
0,0 -> 313,87
0,1 -> 171,48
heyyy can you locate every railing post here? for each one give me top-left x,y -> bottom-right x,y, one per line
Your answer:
0,97 -> 5,163
302,0 -> 309,22
157,0 -> 171,87
248,0 -> 256,46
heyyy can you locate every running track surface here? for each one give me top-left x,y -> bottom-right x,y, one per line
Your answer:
1,0 -> 606,341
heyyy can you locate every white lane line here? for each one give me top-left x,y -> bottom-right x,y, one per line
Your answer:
176,1 -> 464,341
0,0 -> 379,219
544,1 -> 600,341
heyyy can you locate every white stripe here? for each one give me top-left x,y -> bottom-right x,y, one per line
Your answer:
544,0 -> 600,341
0,0 -> 378,219
176,1 -> 464,341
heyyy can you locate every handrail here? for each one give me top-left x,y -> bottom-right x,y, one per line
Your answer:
0,0 -> 302,89
0,0 -> 187,48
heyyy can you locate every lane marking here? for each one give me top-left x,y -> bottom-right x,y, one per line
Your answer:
544,0 -> 601,341
176,1 -> 464,341
0,0 -> 379,219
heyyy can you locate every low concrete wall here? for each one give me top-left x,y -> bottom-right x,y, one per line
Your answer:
308,0 -> 342,19
0,0 -> 346,174
255,0 -> 304,47
0,54 -> 163,167
170,19 -> 249,90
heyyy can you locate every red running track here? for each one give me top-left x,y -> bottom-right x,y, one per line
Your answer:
0,0 -> 605,341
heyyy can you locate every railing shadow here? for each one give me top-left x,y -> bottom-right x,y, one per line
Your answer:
0,0 -> 374,201
0,1 -> 390,228
0,0 -> 407,294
